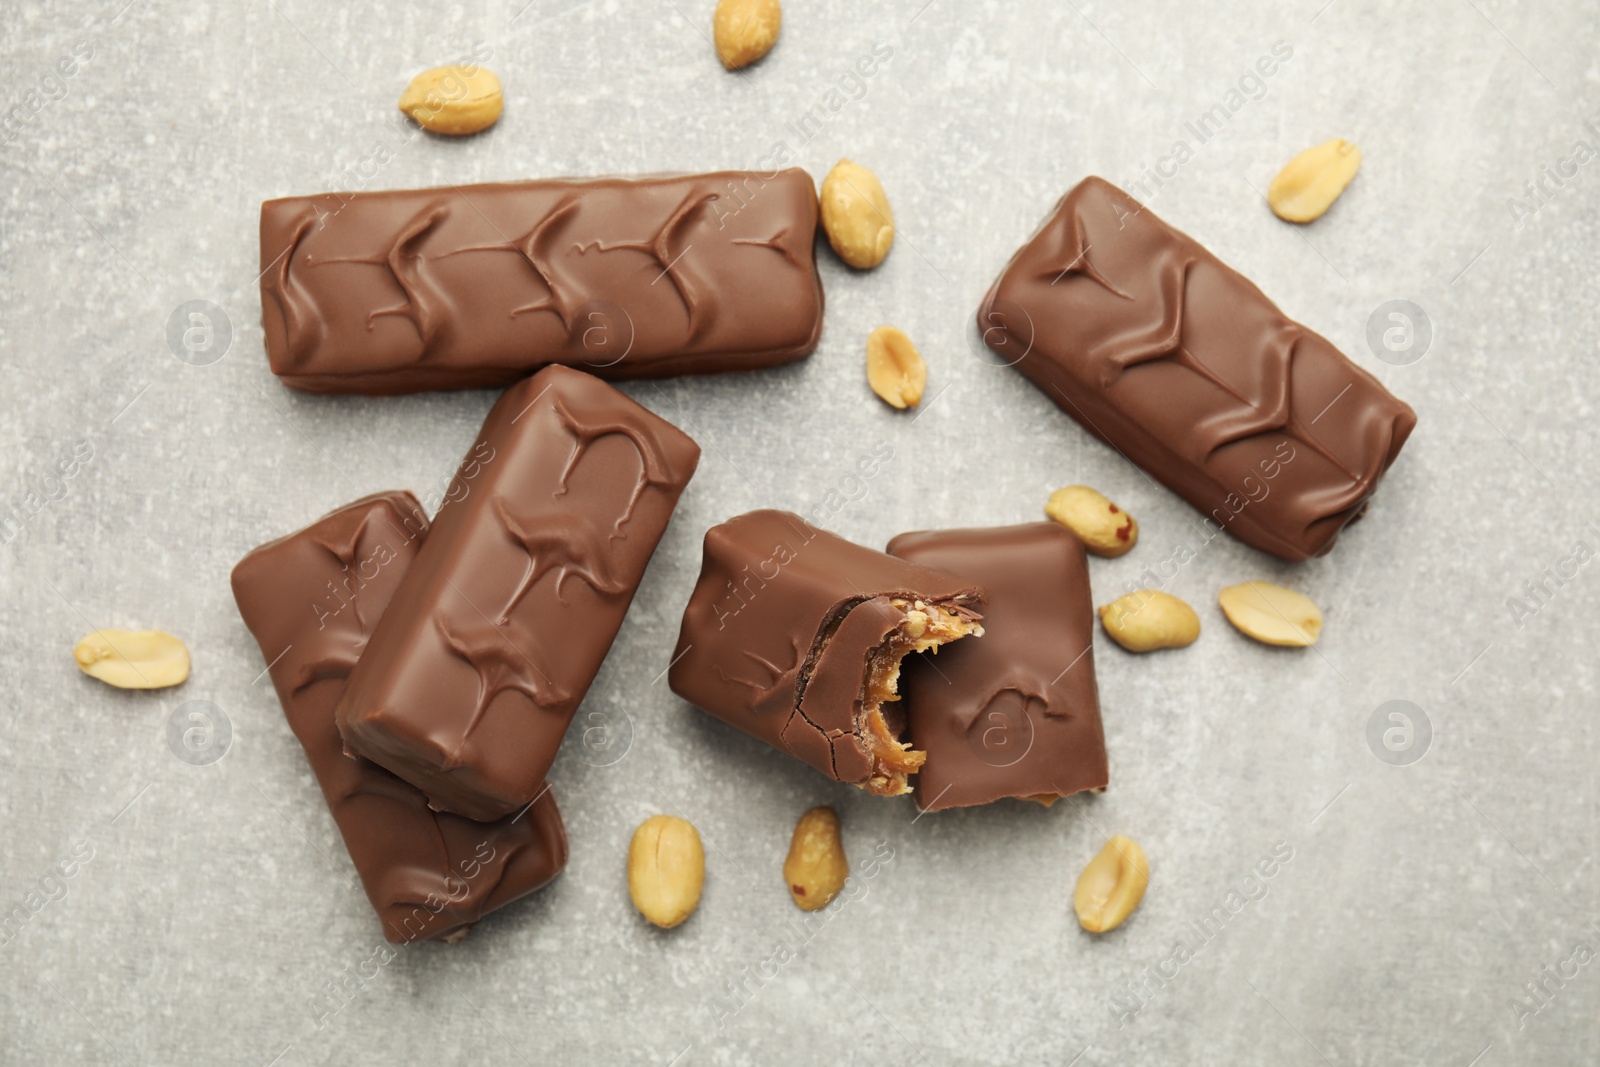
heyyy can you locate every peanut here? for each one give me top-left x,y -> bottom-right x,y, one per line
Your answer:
1097,590 -> 1199,652
627,814 -> 704,929
1218,581 -> 1323,647
1268,138 -> 1362,223
865,326 -> 927,409
399,64 -> 503,136
782,806 -> 848,911
1045,485 -> 1138,558
73,629 -> 190,689
1074,835 -> 1149,933
713,0 -> 781,70
820,159 -> 894,269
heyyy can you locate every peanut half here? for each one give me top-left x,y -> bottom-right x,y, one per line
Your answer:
783,806 -> 848,911
1218,581 -> 1323,647
1268,138 -> 1362,223
399,64 -> 503,136
820,160 -> 894,269
1045,485 -> 1138,558
627,814 -> 705,929
1097,591 -> 1200,653
73,629 -> 190,689
1074,835 -> 1150,933
866,326 -> 927,409
714,0 -> 781,70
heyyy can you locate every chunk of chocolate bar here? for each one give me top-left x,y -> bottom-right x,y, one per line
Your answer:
669,510 -> 984,796
887,524 -> 1107,812
977,177 -> 1416,561
231,491 -> 568,944
260,169 -> 825,394
336,367 -> 700,820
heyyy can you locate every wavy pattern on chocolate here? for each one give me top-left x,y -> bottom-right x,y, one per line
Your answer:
977,177 -> 1417,560
231,491 -> 568,943
336,367 -> 700,821
259,170 -> 825,394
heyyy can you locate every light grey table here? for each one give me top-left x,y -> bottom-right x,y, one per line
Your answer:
3,1 -> 1597,1064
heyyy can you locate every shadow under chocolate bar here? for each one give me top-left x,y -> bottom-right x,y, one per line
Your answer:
231,491 -> 568,945
336,367 -> 701,821
976,176 -> 1417,561
887,524 -> 1107,813
260,169 -> 825,394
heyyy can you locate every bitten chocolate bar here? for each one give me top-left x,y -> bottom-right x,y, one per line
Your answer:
887,524 -> 1108,812
336,367 -> 700,821
669,510 -> 984,796
976,176 -> 1417,561
231,491 -> 568,944
260,169 -> 825,394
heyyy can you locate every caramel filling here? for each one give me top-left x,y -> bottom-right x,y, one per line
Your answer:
859,598 -> 982,797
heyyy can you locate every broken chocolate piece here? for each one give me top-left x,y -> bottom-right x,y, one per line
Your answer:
668,510 -> 983,795
231,491 -> 568,943
976,176 -> 1416,561
887,523 -> 1108,812
260,169 -> 825,394
335,367 -> 701,821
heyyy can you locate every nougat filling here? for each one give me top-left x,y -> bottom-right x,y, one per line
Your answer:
859,598 -> 982,796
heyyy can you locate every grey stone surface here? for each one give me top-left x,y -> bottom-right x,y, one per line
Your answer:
2,0 -> 1597,1063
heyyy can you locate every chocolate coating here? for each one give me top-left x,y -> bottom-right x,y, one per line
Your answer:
336,368 -> 700,820
231,491 -> 568,943
668,510 -> 983,791
887,524 -> 1108,812
977,177 -> 1417,561
260,169 -> 824,394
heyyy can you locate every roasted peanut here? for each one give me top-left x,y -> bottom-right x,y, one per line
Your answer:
1097,591 -> 1200,652
1045,485 -> 1138,557
820,159 -> 894,269
783,806 -> 848,911
865,326 -> 927,409
627,814 -> 704,929
1074,834 -> 1149,933
1218,581 -> 1323,647
713,0 -> 781,70
1268,138 -> 1362,223
73,629 -> 190,689
399,64 -> 503,136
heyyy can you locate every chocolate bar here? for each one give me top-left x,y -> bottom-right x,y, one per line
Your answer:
260,169 -> 825,394
336,367 -> 700,820
887,524 -> 1107,812
976,177 -> 1416,561
668,510 -> 984,796
231,491 -> 568,944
